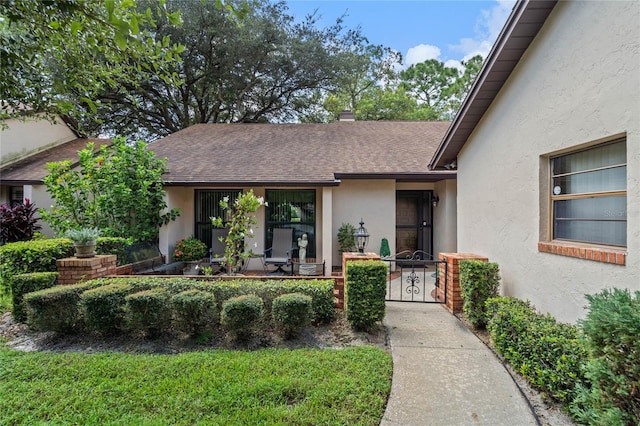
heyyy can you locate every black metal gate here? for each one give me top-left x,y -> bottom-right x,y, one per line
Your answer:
384,250 -> 446,303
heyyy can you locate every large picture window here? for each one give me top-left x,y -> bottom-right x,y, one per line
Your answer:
266,190 -> 316,259
551,138 -> 626,247
195,190 -> 240,248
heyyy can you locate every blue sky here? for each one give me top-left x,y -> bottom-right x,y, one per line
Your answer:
284,0 -> 516,69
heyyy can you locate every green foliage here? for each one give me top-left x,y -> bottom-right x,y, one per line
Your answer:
0,198 -> 41,244
221,294 -> 264,340
172,236 -> 208,261
272,293 -> 313,339
23,281 -> 103,333
171,290 -> 218,337
9,272 -> 58,323
380,238 -> 391,258
337,223 -> 356,253
0,347 -> 392,425
40,138 -> 180,243
125,288 -> 172,338
95,237 -> 131,266
80,283 -> 133,335
486,297 -> 587,404
65,227 -> 100,244
459,260 -> 500,329
210,190 -> 265,273
345,260 -> 387,331
569,288 -> 640,425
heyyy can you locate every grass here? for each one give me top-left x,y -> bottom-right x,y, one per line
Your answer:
0,345 -> 392,425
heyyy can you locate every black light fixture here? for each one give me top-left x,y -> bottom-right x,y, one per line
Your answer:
354,218 -> 370,254
432,194 -> 439,207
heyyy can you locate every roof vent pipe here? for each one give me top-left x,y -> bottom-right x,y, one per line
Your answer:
339,110 -> 355,122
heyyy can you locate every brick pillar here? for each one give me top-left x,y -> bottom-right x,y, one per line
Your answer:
57,255 -> 117,285
438,253 -> 488,314
340,252 -> 381,310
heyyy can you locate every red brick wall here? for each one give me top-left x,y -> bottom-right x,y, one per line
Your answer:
56,255 -> 117,285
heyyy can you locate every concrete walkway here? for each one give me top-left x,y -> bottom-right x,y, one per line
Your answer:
380,302 -> 538,426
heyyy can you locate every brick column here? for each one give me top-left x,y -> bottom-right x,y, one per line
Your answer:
438,253 -> 488,314
340,252 -> 381,310
57,255 -> 117,285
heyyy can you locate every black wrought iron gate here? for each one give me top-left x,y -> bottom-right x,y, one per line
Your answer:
384,251 -> 447,303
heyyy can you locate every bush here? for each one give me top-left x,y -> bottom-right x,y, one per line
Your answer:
0,198 -> 41,244
272,293 -> 313,339
9,272 -> 58,323
337,223 -> 356,253
221,294 -> 264,340
345,260 -> 387,331
81,283 -> 133,335
125,288 -> 172,338
23,281 -> 102,333
459,260 -> 500,329
171,289 -> 217,337
486,297 -> 587,404
569,288 -> 640,425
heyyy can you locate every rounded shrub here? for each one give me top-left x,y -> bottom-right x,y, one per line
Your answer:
9,272 -> 58,323
81,282 -> 133,335
171,289 -> 217,337
125,287 -> 172,338
272,293 -> 313,339
221,294 -> 264,340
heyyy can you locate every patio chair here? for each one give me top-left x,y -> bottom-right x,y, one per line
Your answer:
210,228 -> 229,273
263,228 -> 294,275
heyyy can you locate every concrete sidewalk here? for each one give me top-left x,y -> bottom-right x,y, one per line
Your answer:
380,302 -> 538,426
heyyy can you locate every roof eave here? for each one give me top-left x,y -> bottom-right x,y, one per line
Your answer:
428,0 -> 558,170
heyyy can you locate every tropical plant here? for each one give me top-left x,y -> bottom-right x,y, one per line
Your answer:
173,237 -> 208,262
65,228 -> 100,245
0,199 -> 41,244
337,223 -> 356,254
210,190 -> 265,273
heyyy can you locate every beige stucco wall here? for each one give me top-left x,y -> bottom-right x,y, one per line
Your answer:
433,179 -> 457,256
456,0 -> 640,323
0,116 -> 76,165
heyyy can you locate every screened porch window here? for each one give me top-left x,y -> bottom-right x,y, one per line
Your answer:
265,190 -> 316,259
195,190 -> 239,249
551,138 -> 626,247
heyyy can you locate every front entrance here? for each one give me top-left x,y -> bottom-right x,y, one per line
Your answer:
396,191 -> 435,259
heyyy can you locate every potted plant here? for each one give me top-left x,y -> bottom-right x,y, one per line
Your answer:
337,223 -> 356,254
65,227 -> 100,258
173,236 -> 208,274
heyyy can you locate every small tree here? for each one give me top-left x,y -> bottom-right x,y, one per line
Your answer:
210,190 -> 265,273
0,199 -> 41,244
337,223 -> 356,254
40,138 -> 180,243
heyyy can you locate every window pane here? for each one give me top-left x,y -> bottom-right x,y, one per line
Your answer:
553,140 -> 626,174
266,190 -> 316,259
553,196 -> 626,246
553,166 -> 626,194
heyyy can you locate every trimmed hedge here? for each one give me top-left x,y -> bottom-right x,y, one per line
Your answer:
221,294 -> 264,340
459,260 -> 500,329
272,293 -> 313,339
345,260 -> 387,331
81,282 -> 134,335
9,272 -> 59,322
125,288 -> 172,338
570,288 -> 640,425
486,297 -> 586,404
24,281 -> 103,333
171,290 -> 217,336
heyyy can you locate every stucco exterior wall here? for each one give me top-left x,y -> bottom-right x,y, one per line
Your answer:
456,0 -> 639,323
0,116 -> 76,165
433,179 -> 457,256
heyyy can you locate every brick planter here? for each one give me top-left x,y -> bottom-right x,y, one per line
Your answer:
438,253 -> 488,314
57,255 -> 117,285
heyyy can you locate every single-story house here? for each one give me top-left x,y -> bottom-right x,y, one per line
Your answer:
148,116 -> 457,271
429,0 -> 639,323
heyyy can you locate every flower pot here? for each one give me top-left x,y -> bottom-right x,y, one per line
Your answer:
74,242 -> 96,258
182,261 -> 201,275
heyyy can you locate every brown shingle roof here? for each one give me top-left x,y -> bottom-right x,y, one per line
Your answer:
148,121 -> 453,185
0,138 -> 111,184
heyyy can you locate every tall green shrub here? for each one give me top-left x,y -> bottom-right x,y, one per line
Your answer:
459,260 -> 500,329
570,288 -> 640,425
337,223 -> 356,253
40,138 -> 180,243
9,272 -> 59,322
345,260 -> 387,331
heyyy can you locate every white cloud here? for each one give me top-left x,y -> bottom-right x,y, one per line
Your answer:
405,44 -> 441,67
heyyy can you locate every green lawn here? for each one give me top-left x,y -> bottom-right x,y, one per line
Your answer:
0,345 -> 392,425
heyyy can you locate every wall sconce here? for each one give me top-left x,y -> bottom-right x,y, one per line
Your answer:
354,218 -> 370,254
444,160 -> 457,170
432,194 -> 439,207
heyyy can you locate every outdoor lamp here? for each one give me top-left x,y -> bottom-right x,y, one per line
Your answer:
432,194 -> 439,207
354,218 -> 370,254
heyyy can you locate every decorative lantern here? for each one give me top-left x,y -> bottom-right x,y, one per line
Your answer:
354,218 -> 370,254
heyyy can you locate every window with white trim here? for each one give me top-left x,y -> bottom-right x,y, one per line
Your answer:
550,138 -> 626,247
